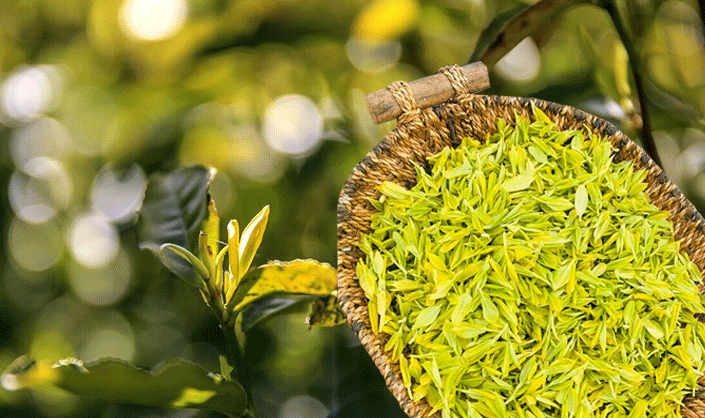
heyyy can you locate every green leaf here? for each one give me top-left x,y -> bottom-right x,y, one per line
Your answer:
202,197 -> 221,289
229,259 -> 337,315
644,319 -> 664,340
1,356 -> 247,417
470,0 -> 594,67
137,166 -> 212,273
219,355 -> 234,381
238,206 -> 270,276
480,292 -> 499,323
158,244 -> 209,291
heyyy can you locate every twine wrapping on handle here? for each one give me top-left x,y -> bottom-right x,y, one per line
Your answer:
365,62 -> 490,124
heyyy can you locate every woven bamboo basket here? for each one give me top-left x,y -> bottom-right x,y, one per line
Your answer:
336,63 -> 705,417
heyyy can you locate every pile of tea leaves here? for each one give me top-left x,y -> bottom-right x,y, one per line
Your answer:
356,107 -> 705,418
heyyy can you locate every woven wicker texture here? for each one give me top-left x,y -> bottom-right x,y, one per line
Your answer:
337,66 -> 705,418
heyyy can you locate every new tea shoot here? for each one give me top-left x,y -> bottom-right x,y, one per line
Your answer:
357,107 -> 705,418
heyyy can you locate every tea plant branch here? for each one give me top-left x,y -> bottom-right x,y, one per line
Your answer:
221,322 -> 258,418
599,0 -> 662,168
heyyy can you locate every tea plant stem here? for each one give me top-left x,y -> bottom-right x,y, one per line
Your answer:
601,0 -> 662,168
221,322 -> 258,418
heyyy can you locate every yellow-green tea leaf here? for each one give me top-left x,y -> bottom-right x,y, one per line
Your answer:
355,111 -> 705,418
414,305 -> 441,330
575,185 -> 588,217
501,173 -> 534,192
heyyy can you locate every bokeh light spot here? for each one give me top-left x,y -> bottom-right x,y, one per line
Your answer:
8,218 -> 64,272
91,164 -> 147,224
69,250 -> 132,307
278,395 -> 329,418
1,374 -> 19,391
207,171 -> 236,214
80,329 -> 135,363
9,172 -> 56,224
119,0 -> 188,41
346,38 -> 402,73
10,117 -> 73,172
495,37 -> 541,83
229,123 -> 286,184
68,213 -> 120,268
263,95 -> 324,157
9,158 -> 73,224
1,66 -> 60,122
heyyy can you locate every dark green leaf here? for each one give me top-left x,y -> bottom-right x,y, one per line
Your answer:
470,0 -> 594,67
239,293 -> 343,333
137,165 -> 211,253
469,4 -> 529,64
137,166 -> 211,280
239,294 -> 314,333
1,356 -> 247,417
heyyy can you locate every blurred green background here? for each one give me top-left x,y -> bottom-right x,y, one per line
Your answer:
0,0 -> 703,416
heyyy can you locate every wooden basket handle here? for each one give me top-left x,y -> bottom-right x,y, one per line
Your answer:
365,62 -> 490,124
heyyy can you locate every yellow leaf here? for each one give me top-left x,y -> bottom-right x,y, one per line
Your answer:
628,400 -> 647,418
232,259 -> 337,313
352,0 -> 420,41
214,245 -> 229,294
199,232 -> 215,279
238,206 -> 269,276
202,196 -> 220,259
378,181 -> 410,200
369,298 -> 379,334
226,219 -> 240,296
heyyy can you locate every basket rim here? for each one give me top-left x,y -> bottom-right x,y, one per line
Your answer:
336,93 -> 705,418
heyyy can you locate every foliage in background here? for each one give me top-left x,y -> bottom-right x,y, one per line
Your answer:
0,0 -> 703,416
3,165 -> 342,417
